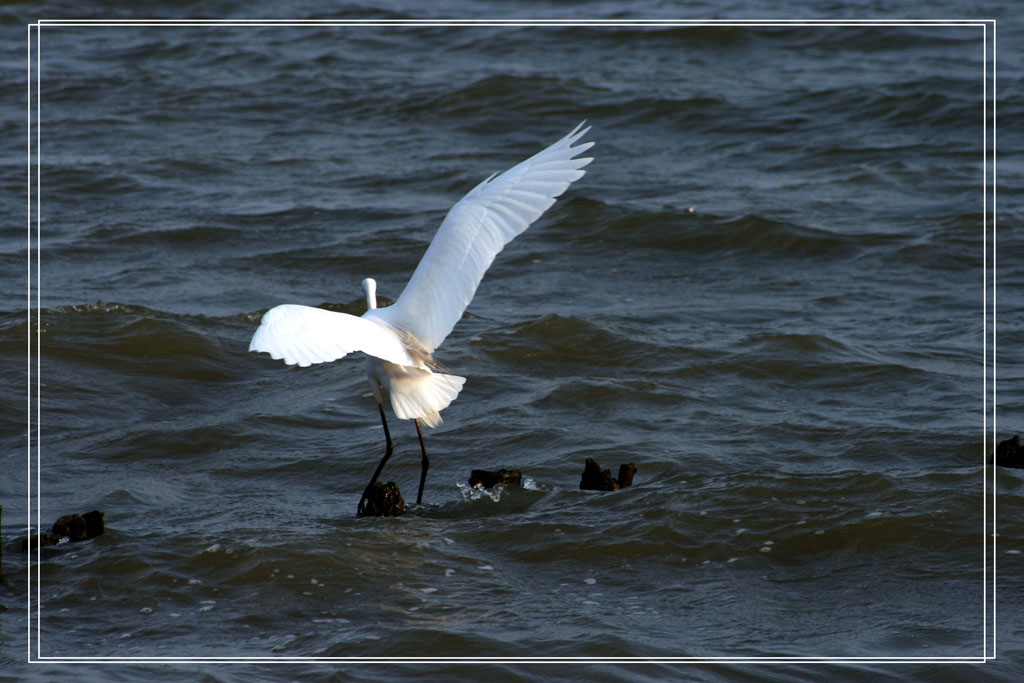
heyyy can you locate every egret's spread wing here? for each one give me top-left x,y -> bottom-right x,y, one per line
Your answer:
249,304 -> 417,368
380,122 -> 594,351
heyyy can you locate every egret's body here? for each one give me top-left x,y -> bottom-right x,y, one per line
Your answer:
249,123 -> 594,512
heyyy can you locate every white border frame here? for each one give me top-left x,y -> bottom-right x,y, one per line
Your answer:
25,17 -> 998,665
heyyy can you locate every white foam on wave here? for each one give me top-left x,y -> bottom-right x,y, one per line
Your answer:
456,481 -> 503,502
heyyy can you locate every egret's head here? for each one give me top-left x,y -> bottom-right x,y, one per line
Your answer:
362,278 -> 378,310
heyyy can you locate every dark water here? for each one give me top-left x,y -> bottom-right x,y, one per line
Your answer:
2,3 -> 1022,681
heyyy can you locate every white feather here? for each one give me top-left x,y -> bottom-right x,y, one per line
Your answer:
249,304 -> 418,368
366,358 -> 467,428
373,121 -> 594,352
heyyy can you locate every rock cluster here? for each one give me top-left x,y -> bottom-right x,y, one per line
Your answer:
19,510 -> 105,551
996,435 -> 1021,468
469,469 -> 522,489
357,481 -> 406,517
580,458 -> 637,491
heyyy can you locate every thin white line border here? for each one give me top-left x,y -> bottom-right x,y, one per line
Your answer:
25,16 -> 998,666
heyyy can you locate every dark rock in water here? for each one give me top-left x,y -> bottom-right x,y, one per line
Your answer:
617,463 -> 637,488
469,468 -> 522,489
358,481 -> 406,517
996,435 -> 1022,468
18,509 -> 105,552
580,458 -> 619,491
52,517 -> 79,541
53,510 -> 105,542
82,510 -> 105,538
580,459 -> 637,491
52,515 -> 87,541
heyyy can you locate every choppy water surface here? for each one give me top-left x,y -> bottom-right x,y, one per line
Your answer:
2,3 -> 1023,681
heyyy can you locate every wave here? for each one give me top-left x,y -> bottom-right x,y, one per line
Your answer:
478,313 -> 693,381
395,72 -> 606,120
7,302 -> 255,382
565,197 -> 879,260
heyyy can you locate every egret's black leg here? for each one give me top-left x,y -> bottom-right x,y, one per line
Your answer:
415,419 -> 429,505
358,402 -> 394,516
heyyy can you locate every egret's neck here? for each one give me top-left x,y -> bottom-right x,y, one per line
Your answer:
362,278 -> 378,310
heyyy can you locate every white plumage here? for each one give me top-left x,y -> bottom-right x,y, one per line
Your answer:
248,303 -> 418,368
249,122 -> 594,509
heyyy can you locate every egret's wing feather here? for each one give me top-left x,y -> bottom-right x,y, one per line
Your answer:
249,304 -> 416,368
380,122 -> 594,351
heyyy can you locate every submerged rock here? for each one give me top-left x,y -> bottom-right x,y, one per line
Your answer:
358,481 -> 406,518
469,469 -> 522,489
996,435 -> 1022,469
581,458 -> 619,491
617,463 -> 637,488
18,509 -> 105,552
580,458 -> 637,491
53,510 -> 105,541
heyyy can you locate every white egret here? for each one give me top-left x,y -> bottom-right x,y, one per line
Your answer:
249,122 -> 594,513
